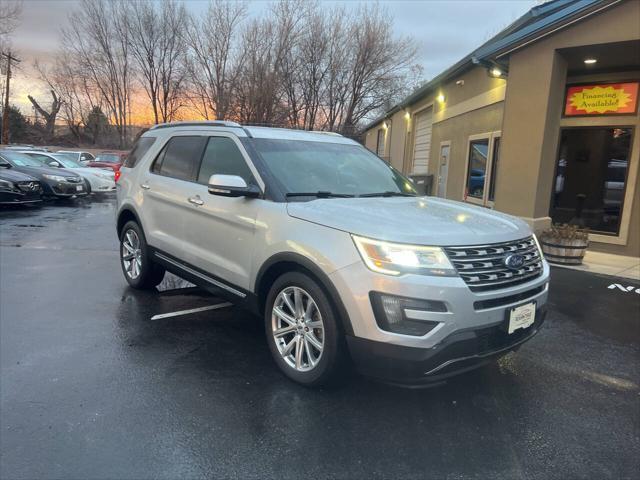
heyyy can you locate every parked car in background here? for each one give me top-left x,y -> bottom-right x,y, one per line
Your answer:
56,150 -> 96,165
116,121 -> 549,387
87,152 -> 125,173
22,151 -> 116,194
0,167 -> 43,205
0,150 -> 88,199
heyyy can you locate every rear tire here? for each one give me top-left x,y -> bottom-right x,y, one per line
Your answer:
265,271 -> 347,387
119,220 -> 165,289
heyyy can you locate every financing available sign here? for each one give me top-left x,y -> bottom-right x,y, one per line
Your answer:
564,82 -> 639,116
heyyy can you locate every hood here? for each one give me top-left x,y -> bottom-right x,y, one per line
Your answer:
0,168 -> 38,182
287,196 -> 532,246
13,165 -> 81,179
70,167 -> 115,178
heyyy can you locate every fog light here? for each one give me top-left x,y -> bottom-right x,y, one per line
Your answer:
370,292 -> 446,336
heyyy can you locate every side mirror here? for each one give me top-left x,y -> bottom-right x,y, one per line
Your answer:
0,162 -> 11,169
208,174 -> 261,198
50,161 -> 61,168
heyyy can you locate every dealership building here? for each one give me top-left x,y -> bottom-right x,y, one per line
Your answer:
364,0 -> 640,259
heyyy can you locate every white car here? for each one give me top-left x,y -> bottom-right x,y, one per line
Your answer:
116,121 -> 550,387
56,150 -> 96,165
21,151 -> 116,194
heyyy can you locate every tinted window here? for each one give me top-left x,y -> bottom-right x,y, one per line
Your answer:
197,137 -> 254,185
465,139 -> 488,199
154,136 -> 207,181
124,137 -> 156,168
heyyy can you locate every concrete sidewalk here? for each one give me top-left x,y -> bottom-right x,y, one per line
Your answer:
551,250 -> 640,281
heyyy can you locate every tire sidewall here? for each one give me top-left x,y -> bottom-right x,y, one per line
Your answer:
265,271 -> 342,386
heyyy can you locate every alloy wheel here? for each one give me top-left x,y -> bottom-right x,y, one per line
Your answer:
121,229 -> 143,279
271,286 -> 325,372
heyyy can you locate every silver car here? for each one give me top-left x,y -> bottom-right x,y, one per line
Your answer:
116,121 -> 550,387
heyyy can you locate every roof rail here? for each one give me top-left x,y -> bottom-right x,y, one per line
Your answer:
310,130 -> 343,137
150,120 -> 242,130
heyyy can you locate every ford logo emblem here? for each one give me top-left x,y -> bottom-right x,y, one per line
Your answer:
504,254 -> 525,270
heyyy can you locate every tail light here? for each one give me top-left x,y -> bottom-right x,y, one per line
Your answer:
114,170 -> 121,182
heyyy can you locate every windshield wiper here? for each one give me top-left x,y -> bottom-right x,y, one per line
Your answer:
358,191 -> 416,198
285,191 -> 356,199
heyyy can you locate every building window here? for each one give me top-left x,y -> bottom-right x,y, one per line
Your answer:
488,137 -> 500,202
466,139 -> 489,199
376,129 -> 385,157
551,127 -> 633,236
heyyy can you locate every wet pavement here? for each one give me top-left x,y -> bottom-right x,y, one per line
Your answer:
1,196 -> 639,480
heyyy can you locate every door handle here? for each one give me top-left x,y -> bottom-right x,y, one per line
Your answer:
188,196 -> 204,206
140,183 -> 150,190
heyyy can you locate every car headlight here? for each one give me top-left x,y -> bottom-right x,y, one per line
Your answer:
352,235 -> 457,276
42,174 -> 67,182
0,179 -> 14,189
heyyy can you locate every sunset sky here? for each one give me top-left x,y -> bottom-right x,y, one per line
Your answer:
8,0 -> 537,125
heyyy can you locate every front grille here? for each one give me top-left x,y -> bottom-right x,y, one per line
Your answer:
444,237 -> 543,292
16,181 -> 41,192
65,177 -> 82,183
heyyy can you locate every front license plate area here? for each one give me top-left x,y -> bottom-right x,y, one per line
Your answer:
76,185 -> 83,191
508,301 -> 536,334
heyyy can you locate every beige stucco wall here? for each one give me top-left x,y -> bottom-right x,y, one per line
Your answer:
430,102 -> 505,199
498,0 -> 640,256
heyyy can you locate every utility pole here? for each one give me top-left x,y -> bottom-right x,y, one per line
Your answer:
1,51 -> 21,145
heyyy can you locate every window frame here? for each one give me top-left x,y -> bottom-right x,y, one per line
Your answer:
148,130 -> 265,191
195,134 -> 258,186
462,131 -> 501,208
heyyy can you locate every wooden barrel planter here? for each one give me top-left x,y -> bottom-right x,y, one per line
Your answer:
540,237 -> 589,265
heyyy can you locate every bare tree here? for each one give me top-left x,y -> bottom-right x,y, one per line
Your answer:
184,0 -> 247,120
126,0 -> 188,124
27,90 -> 61,139
0,0 -> 22,39
63,0 -> 132,148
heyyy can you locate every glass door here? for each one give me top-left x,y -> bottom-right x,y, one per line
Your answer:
464,132 -> 501,207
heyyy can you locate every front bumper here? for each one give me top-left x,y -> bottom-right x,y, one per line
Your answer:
87,176 -> 116,193
347,305 -> 546,385
46,181 -> 88,197
0,189 -> 43,205
328,259 -> 550,383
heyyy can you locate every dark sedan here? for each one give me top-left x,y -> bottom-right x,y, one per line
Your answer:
0,168 -> 43,205
0,150 -> 88,199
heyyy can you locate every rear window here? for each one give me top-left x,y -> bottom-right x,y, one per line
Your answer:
152,136 -> 207,181
124,137 -> 156,168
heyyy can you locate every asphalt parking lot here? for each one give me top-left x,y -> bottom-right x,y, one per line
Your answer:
1,195 -> 639,480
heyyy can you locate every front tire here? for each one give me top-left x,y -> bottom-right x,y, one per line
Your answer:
119,220 -> 165,289
265,272 -> 346,387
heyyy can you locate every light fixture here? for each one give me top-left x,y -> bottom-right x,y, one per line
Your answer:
584,58 -> 597,64
456,80 -> 465,86
382,121 -> 388,130
436,93 -> 445,103
490,67 -> 503,77
404,111 -> 411,120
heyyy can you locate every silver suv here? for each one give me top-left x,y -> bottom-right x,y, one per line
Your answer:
116,121 -> 550,386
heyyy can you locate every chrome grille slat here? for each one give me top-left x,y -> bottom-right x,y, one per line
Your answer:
444,236 -> 543,292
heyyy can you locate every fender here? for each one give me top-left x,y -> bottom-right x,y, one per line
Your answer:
255,252 -> 354,335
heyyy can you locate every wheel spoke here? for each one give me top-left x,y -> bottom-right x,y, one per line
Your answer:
293,288 -> 303,317
304,298 -> 315,320
305,331 -> 323,352
281,292 -> 295,315
273,325 -> 296,337
304,337 -> 316,366
281,336 -> 296,357
307,320 -> 322,329
125,231 -> 135,247
273,306 -> 296,326
122,243 -> 134,254
122,253 -> 135,261
295,335 -> 303,369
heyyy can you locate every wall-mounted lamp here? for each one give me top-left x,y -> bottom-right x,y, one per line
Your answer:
584,58 -> 597,65
382,121 -> 388,130
455,80 -> 465,86
404,111 -> 411,120
487,66 -> 507,78
436,93 -> 446,103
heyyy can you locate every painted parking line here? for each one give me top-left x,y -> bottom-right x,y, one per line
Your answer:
607,283 -> 640,294
150,302 -> 233,321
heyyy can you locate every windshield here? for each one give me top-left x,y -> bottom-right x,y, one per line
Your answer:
250,139 -> 416,198
96,154 -> 120,163
0,151 -> 46,167
52,154 -> 82,168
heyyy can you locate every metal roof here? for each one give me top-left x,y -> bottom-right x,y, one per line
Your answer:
362,0 -> 616,132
